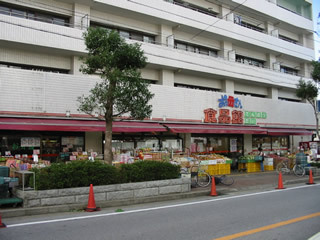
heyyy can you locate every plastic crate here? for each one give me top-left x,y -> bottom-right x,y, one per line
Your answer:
264,165 -> 274,171
238,163 -> 246,171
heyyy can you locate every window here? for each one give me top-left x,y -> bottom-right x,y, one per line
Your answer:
119,30 -> 130,39
236,55 -> 265,68
252,136 -> 289,155
234,91 -> 266,98
175,83 -> 220,92
280,66 -> 298,76
91,23 -> 156,44
0,61 -> 69,74
0,3 -> 69,27
143,36 -> 155,43
278,97 -> 300,103
175,41 -> 218,57
165,0 -> 218,18
11,8 -> 25,18
0,6 -> 10,15
279,35 -> 298,44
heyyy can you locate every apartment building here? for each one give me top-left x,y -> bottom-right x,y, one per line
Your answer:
0,0 -> 316,161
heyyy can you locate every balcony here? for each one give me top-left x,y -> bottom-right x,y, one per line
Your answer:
0,14 -> 85,53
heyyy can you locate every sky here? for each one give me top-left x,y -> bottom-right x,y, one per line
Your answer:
314,0 -> 320,60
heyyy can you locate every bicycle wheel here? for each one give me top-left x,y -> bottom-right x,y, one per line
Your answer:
293,164 -> 305,177
219,175 -> 234,186
276,162 -> 288,174
196,171 -> 211,187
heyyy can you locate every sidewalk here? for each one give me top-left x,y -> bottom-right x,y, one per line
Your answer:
1,171 -> 319,218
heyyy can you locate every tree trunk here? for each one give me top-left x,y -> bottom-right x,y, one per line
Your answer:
104,120 -> 113,164
315,109 -> 320,139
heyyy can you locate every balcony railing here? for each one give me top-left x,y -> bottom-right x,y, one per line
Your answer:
163,0 -> 218,18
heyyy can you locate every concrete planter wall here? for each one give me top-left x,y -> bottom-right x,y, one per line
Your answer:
15,177 -> 191,208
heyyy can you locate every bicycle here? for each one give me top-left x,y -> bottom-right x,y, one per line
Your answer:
276,159 -> 305,177
214,175 -> 234,186
189,163 -> 235,187
190,163 -> 211,187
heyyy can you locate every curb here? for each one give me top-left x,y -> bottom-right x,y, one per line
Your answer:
1,176 -> 319,218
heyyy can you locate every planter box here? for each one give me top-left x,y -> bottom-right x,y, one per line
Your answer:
15,177 -> 191,208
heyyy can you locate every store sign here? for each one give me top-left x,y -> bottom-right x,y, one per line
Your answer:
244,111 -> 267,125
218,95 -> 242,109
204,108 -> 243,124
204,95 -> 267,125
21,137 -> 40,147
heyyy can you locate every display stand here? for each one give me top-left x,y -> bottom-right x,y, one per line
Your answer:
14,170 -> 35,191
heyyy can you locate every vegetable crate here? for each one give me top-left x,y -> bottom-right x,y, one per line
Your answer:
207,164 -> 230,175
264,165 -> 274,171
247,162 -> 261,173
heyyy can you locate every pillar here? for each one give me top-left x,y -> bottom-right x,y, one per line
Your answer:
183,133 -> 192,151
267,87 -> 278,100
300,62 -> 310,78
222,79 -> 234,94
266,53 -> 277,70
71,3 -> 90,29
219,41 -> 233,60
220,4 -> 233,21
156,24 -> 174,47
70,56 -> 82,75
159,69 -> 174,86
243,134 -> 252,155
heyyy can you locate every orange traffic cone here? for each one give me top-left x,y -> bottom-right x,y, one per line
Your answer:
0,214 -> 6,228
306,169 -> 316,185
276,172 -> 285,189
85,184 -> 101,212
210,177 -> 218,196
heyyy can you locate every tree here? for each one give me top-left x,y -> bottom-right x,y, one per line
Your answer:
78,27 -> 154,164
296,60 -> 320,139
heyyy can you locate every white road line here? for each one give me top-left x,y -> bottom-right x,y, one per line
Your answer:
6,184 -> 319,228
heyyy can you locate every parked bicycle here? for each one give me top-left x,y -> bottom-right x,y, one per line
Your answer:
214,175 -> 234,186
190,163 -> 211,187
188,162 -> 235,187
276,159 -> 305,177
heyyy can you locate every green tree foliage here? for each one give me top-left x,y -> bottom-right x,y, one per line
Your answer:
296,60 -> 320,138
78,27 -> 154,164
311,60 -> 320,82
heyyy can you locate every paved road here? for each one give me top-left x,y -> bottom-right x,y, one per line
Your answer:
1,184 -> 319,240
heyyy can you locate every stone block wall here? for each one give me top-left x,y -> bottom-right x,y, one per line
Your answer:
16,178 -> 191,208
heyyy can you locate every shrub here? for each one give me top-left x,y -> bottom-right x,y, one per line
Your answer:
30,160 -> 180,190
31,161 -> 120,190
120,161 -> 180,183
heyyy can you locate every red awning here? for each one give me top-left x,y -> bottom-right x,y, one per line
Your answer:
266,128 -> 313,136
0,118 -> 167,132
164,124 -> 267,134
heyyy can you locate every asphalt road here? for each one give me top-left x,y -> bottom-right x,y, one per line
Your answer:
1,184 -> 319,240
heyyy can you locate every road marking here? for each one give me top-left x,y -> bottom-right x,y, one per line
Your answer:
5,184 -> 318,228
214,212 -> 320,240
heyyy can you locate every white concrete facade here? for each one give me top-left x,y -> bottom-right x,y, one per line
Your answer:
0,0 -> 316,153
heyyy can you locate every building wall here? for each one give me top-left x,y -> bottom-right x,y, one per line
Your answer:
0,0 -> 316,154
